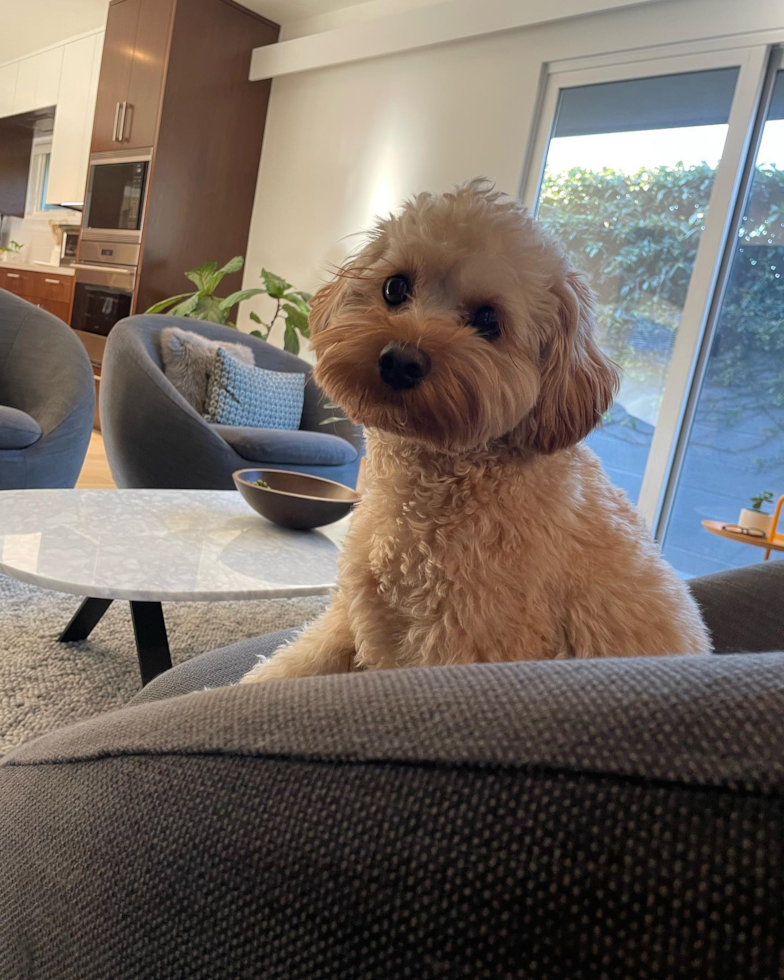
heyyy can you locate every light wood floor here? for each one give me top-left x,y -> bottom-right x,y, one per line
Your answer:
76,431 -> 116,489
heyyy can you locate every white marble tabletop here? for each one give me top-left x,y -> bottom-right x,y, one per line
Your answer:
0,490 -> 348,601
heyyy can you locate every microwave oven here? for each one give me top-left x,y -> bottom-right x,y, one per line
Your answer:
82,149 -> 151,246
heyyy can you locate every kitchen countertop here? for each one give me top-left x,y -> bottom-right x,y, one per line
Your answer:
0,259 -> 75,278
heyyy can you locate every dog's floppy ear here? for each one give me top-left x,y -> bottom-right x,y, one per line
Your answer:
528,270 -> 619,454
308,276 -> 348,337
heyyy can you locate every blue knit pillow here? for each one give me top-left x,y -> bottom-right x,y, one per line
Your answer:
204,347 -> 305,429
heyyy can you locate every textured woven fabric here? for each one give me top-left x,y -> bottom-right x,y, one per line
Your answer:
688,558 -> 784,654
131,559 -> 784,704
2,654 -> 784,978
204,347 -> 305,428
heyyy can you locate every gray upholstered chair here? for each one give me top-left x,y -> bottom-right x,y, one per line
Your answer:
0,289 -> 95,490
100,316 -> 363,490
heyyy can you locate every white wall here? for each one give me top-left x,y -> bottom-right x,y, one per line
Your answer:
0,0 -> 109,64
239,0 -> 784,342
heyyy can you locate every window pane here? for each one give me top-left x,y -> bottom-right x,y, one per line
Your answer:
662,70 -> 784,577
536,68 -> 739,502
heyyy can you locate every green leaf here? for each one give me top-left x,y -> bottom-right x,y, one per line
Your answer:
282,302 -> 310,337
289,289 -> 312,303
218,288 -> 267,312
167,293 -> 202,318
249,329 -> 263,338
217,255 -> 244,276
144,292 -> 194,314
261,268 -> 292,299
249,311 -> 262,324
283,323 -> 300,355
285,293 -> 311,316
319,416 -> 345,426
184,262 -> 217,291
189,295 -> 227,324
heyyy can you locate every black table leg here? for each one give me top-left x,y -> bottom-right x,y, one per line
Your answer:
59,597 -> 113,643
129,601 -> 172,686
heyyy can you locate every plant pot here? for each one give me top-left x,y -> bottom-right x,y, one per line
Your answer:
738,508 -> 773,535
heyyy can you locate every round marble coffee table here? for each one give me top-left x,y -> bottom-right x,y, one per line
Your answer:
0,490 -> 347,686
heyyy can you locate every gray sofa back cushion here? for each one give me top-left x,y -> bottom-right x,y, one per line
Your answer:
2,651 -> 784,978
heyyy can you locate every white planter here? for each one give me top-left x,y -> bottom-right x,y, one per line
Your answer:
738,508 -> 773,535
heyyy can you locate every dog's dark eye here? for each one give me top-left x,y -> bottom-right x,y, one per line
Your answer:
383,275 -> 410,307
470,306 -> 501,340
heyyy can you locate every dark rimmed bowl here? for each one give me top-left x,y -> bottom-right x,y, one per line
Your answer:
233,468 -> 360,530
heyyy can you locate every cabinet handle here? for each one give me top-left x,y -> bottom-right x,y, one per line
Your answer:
73,263 -> 132,274
44,278 -> 61,284
113,101 -> 121,142
6,273 -> 20,279
118,101 -> 128,141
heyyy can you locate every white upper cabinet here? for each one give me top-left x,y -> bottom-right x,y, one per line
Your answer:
0,63 -> 18,116
13,47 -> 63,114
47,34 -> 104,207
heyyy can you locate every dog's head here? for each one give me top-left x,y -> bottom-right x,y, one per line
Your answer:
310,179 -> 618,453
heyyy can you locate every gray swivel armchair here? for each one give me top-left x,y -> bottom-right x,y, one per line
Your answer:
0,289 -> 95,490
100,316 -> 363,490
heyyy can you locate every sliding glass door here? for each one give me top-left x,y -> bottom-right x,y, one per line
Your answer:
524,45 -> 780,575
533,66 -> 739,503
661,66 -> 784,576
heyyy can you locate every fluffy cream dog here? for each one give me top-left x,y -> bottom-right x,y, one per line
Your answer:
242,180 -> 710,683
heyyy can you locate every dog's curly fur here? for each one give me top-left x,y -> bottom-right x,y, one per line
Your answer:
242,180 -> 710,683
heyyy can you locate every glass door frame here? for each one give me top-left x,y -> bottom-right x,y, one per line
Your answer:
519,43 -> 772,534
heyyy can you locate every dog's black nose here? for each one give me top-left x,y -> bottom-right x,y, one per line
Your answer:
378,342 -> 431,391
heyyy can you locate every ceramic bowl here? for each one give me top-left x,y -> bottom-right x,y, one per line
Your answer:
233,468 -> 360,530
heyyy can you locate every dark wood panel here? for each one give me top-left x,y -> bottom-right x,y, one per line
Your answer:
135,0 -> 279,315
91,0 -> 141,152
0,120 -> 34,217
123,0 -> 175,149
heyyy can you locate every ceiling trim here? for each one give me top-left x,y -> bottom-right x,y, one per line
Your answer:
249,0 -> 663,80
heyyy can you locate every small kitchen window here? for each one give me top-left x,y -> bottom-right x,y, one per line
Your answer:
26,139 -> 60,216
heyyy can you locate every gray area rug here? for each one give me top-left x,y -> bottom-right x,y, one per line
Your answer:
0,573 -> 328,754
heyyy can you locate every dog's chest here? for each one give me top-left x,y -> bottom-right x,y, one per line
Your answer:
363,473 -> 500,610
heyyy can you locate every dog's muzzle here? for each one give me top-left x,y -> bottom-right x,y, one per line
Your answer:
378,342 -> 431,391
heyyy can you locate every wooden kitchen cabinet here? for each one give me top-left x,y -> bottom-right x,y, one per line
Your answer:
47,33 -> 104,207
0,269 -> 30,297
91,0 -> 175,153
0,63 -> 18,117
91,0 -> 140,152
123,0 -> 175,149
0,268 -> 74,323
13,47 -> 62,115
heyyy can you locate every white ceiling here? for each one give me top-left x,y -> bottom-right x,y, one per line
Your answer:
0,0 -> 434,65
241,0 -> 372,25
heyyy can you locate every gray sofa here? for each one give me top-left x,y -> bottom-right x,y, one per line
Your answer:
2,559 -> 784,978
100,316 -> 363,489
0,289 -> 95,490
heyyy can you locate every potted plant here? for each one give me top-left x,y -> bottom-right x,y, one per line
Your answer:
738,490 -> 776,535
146,258 -> 312,355
248,269 -> 311,356
0,240 -> 23,263
145,256 -> 265,326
